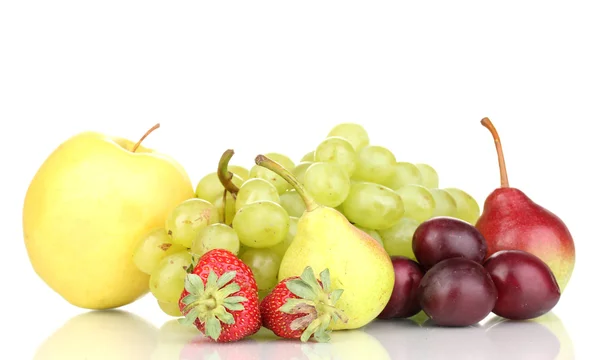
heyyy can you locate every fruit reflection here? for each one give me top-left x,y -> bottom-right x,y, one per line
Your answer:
150,319 -> 200,359
34,310 -> 158,360
364,312 -> 569,359
178,326 -> 390,360
485,312 -> 574,360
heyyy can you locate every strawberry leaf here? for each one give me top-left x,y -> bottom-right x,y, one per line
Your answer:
300,318 -> 322,342
184,274 -> 205,295
179,306 -> 200,326
206,270 -> 218,289
285,279 -> 318,300
216,271 -> 237,288
290,314 -> 314,331
219,282 -> 241,298
223,302 -> 245,311
319,268 -> 331,292
329,288 -> 344,304
300,266 -> 320,293
205,315 -> 222,341
181,294 -> 198,306
223,296 -> 247,304
213,305 -> 235,325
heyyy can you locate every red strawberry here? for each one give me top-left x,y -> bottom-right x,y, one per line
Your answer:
259,266 -> 348,342
177,248 -> 261,342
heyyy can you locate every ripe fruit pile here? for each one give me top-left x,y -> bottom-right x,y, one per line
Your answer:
127,116 -> 575,341
132,122 -> 479,318
378,216 -> 562,326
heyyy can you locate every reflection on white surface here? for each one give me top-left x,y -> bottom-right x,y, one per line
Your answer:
34,310 -> 573,360
365,312 -> 573,360
34,310 -> 159,359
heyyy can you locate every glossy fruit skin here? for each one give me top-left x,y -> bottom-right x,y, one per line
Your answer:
412,217 -> 488,270
475,188 -> 576,292
417,257 -> 497,327
259,276 -> 306,339
377,256 -> 424,319
484,250 -> 561,320
179,249 -> 261,342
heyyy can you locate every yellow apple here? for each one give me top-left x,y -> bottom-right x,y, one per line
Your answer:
23,124 -> 195,310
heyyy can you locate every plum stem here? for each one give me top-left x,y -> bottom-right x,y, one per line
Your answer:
217,149 -> 239,196
481,117 -> 509,188
132,123 -> 160,152
255,154 -> 318,211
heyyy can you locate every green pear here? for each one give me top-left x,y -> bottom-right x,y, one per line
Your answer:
255,155 -> 395,330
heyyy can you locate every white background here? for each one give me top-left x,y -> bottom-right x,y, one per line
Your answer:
1,1 -> 597,359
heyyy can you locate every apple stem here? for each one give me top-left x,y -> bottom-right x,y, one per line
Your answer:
255,155 -> 319,211
481,117 -> 509,188
132,123 -> 160,153
217,149 -> 239,196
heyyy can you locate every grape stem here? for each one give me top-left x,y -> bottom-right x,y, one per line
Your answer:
480,117 -> 509,188
221,188 -> 228,223
255,154 -> 319,212
132,123 -> 160,153
217,149 -> 239,196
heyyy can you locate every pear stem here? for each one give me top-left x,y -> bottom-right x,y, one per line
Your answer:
132,123 -> 160,153
217,149 -> 239,196
481,117 -> 509,188
255,155 -> 319,211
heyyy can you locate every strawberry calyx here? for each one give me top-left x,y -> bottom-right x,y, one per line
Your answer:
279,266 -> 349,342
178,270 -> 247,341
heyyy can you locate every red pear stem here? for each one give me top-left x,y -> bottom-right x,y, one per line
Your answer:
217,149 -> 239,196
255,154 -> 319,211
132,123 -> 160,153
481,117 -> 509,188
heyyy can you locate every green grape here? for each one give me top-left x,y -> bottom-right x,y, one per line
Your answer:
300,151 -> 315,162
352,145 -> 396,184
133,228 -> 187,275
259,289 -> 272,301
249,165 -> 291,194
238,245 -> 249,258
232,201 -> 290,248
264,152 -> 295,171
279,190 -> 306,218
314,136 -> 357,176
327,123 -> 370,151
415,163 -> 439,188
240,248 -> 282,291
340,181 -> 404,230
158,300 -> 182,317
304,162 -> 351,208
379,217 -> 420,260
270,216 -> 299,258
355,225 -> 383,246
235,178 -> 280,212
429,188 -> 458,218
291,162 -> 312,185
395,184 -> 436,222
195,172 -> 244,202
165,198 -> 220,248
444,188 -> 481,224
149,251 -> 192,303
228,165 -> 250,181
190,223 -> 240,256
384,162 -> 423,189
213,192 -> 236,225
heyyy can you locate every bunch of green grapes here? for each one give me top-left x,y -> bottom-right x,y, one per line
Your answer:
300,123 -> 482,261
132,153 -> 301,315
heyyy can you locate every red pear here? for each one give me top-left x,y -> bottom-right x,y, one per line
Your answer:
475,117 -> 575,292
